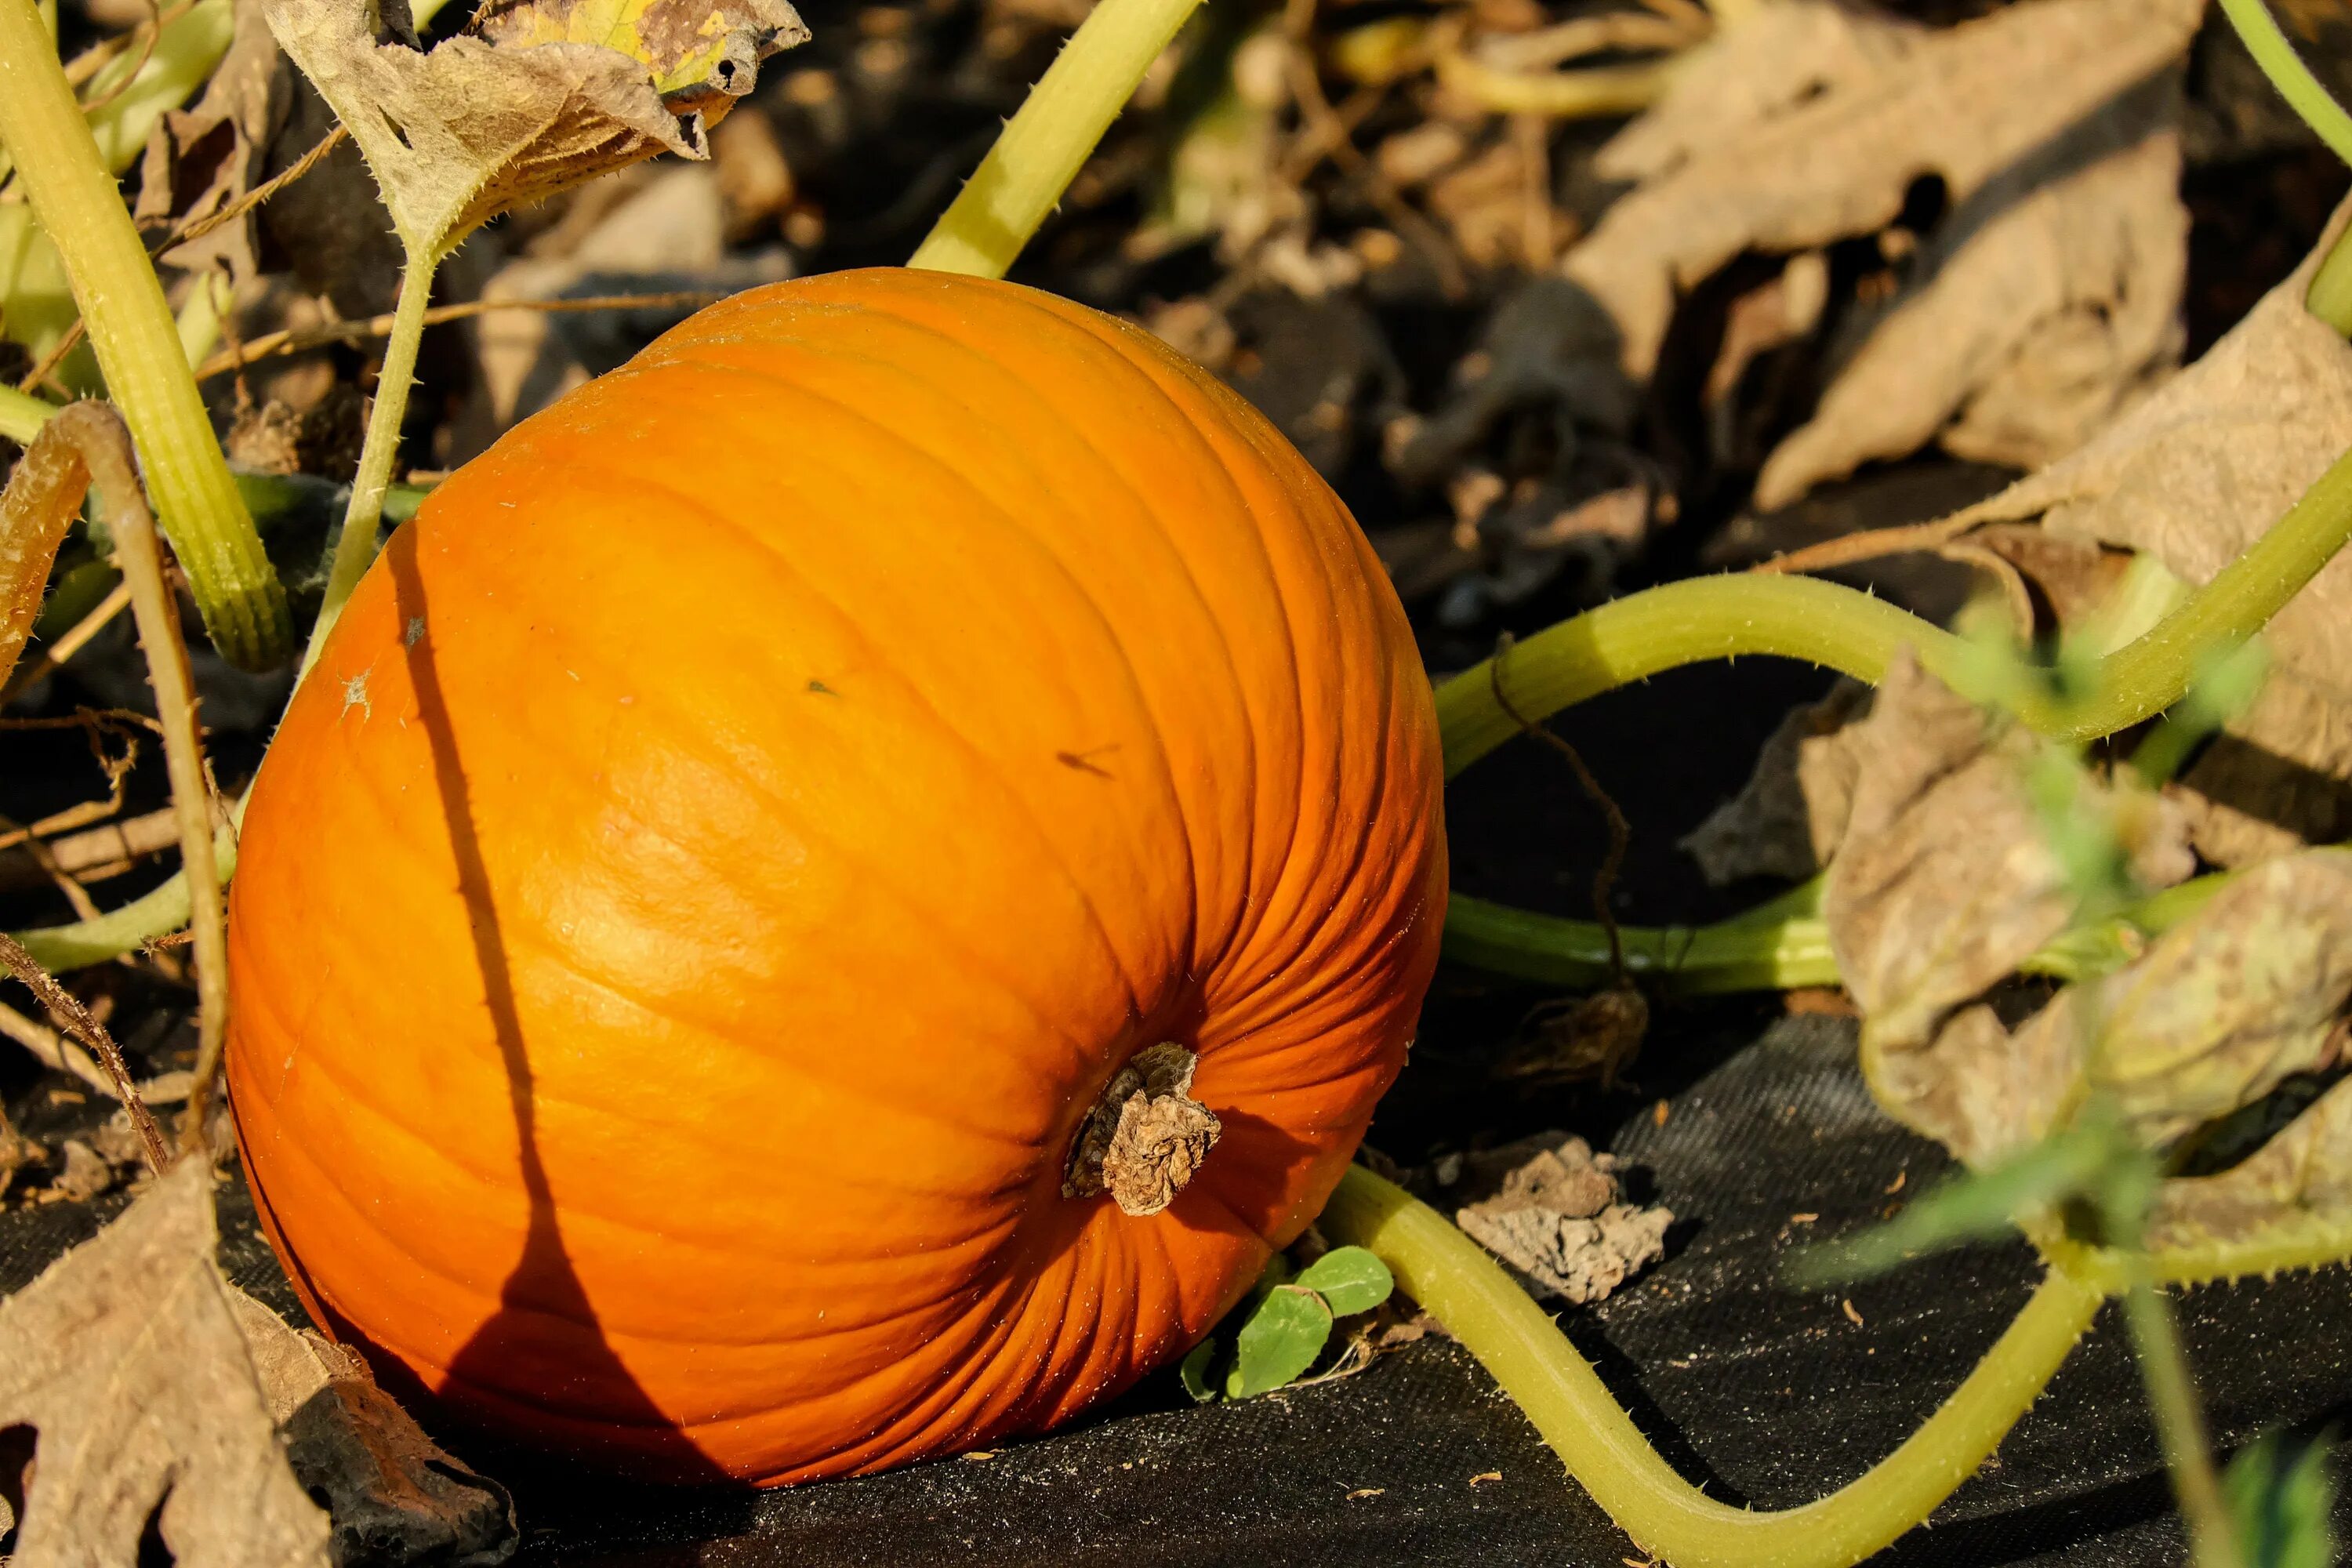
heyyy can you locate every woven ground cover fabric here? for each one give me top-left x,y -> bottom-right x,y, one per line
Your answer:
13,1011 -> 2343,1566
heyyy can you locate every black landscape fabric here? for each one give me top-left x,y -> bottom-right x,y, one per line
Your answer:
10,1013 -> 2348,1567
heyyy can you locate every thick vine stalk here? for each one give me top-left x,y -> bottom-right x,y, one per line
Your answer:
1321,1167 -> 2104,1567
909,0 -> 1205,278
0,0 -> 291,670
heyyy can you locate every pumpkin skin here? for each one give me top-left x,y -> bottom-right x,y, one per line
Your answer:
226,267 -> 1447,1486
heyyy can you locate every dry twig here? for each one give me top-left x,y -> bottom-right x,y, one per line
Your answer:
191,288 -> 728,383
0,931 -> 167,1170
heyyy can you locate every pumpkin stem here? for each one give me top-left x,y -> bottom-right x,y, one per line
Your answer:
1063,1043 -> 1220,1216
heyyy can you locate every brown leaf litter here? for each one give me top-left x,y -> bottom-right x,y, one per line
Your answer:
1889,194 -> 2352,868
0,1160 -> 329,1567
263,0 -> 809,255
1819,654 -> 2194,1163
1450,1132 -> 1671,1305
1560,0 -> 2204,506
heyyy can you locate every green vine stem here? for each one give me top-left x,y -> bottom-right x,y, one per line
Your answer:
0,0 -> 290,670
1320,1166 -> 2105,1567
909,0 -> 1206,278
1438,442 -> 2352,782
299,249 -> 439,678
0,384 -> 56,445
2216,0 -> 2352,169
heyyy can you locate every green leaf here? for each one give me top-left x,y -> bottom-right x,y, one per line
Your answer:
2224,1432 -> 2336,1568
1229,1284 -> 1333,1398
1293,1247 -> 1394,1317
1178,1337 -> 1220,1403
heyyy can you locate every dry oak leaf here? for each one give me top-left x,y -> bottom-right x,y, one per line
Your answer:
1918,194 -> 2352,866
1561,0 -> 2200,504
0,1159 -> 329,1568
226,1290 -> 519,1566
263,0 -> 808,253
1823,652 -> 2191,1053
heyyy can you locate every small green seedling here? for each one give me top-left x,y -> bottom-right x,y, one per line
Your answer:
1179,1245 -> 1395,1402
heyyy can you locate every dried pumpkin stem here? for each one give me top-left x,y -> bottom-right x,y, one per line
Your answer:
32,405 -> 230,1154
0,411 -> 86,688
909,0 -> 1205,278
0,931 -> 169,1170
0,0 -> 290,670
300,249 -> 441,680
1320,1166 -> 2103,1567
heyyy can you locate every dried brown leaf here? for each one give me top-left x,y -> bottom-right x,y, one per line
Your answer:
227,1290 -> 520,1566
2145,1073 -> 2352,1267
1564,0 -> 2201,387
1824,652 -> 2095,1050
1680,676 -> 1871,886
135,0 -> 289,285
1453,1134 -> 1670,1305
1859,848 -> 2352,1174
1922,194 -> 2352,864
1755,96 -> 2187,509
0,1160 -> 329,1567
264,0 -> 808,254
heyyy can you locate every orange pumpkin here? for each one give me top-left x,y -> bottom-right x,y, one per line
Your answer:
226,268 -> 1447,1485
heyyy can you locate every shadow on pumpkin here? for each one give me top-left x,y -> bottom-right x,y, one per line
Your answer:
374,538 -> 732,1488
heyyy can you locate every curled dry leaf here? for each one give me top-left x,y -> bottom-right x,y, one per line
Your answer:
1680,676 -> 1871,887
0,1160 -> 329,1568
1820,654 -> 2195,1163
1561,0 -> 2200,503
1861,849 -> 2352,1200
263,0 -> 809,254
2147,1073 -> 2352,1271
1453,1132 -> 1671,1305
227,1290 -> 520,1567
135,0 -> 288,286
1916,195 -> 2352,867
1755,83 -> 2187,509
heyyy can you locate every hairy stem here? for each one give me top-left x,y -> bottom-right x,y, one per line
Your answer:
1321,1167 -> 2102,1567
0,0 -> 290,669
1439,442 -> 2352,779
299,247 -> 438,679
56,404 -> 230,1153
0,384 -> 59,445
909,0 -> 1205,278
2120,1263 -> 2246,1568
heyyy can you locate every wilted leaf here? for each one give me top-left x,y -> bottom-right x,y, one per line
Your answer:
1755,88 -> 2186,509
1229,1286 -> 1333,1397
227,1290 -> 520,1567
134,0 -> 289,286
1825,653 -> 2085,1050
0,1160 -> 329,1567
2021,850 -> 2352,1151
264,0 -> 808,254
1916,195 -> 2352,866
1292,1247 -> 1394,1317
1454,1133 -> 1671,1305
1564,0 -> 2201,396
1681,676 -> 1872,886
2145,1069 -> 2352,1269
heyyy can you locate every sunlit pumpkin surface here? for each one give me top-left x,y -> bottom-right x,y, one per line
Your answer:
226,267 -> 1448,1485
